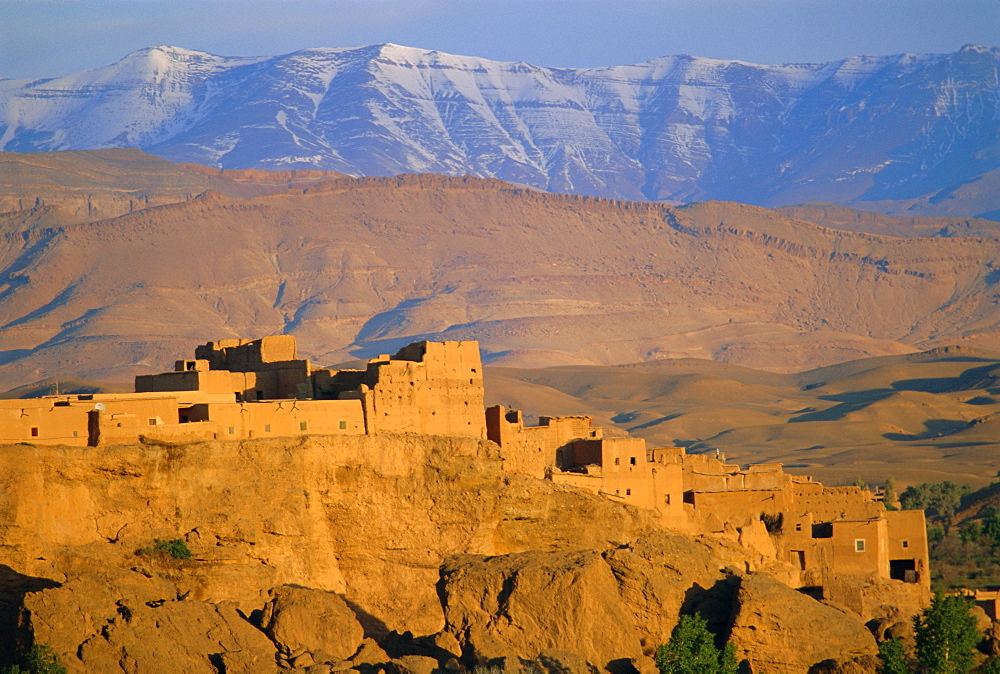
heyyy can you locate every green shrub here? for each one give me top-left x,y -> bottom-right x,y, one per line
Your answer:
655,613 -> 737,674
137,537 -> 191,560
0,644 -> 67,674
877,636 -> 908,674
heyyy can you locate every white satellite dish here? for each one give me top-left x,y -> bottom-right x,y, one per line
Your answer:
94,403 -> 106,412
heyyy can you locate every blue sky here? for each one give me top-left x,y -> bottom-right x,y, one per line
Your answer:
2,0 -> 998,79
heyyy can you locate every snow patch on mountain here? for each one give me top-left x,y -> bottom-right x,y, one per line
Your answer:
1,43 -> 997,212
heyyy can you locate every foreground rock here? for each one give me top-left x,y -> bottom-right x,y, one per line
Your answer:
729,574 -> 879,672
260,585 -> 364,666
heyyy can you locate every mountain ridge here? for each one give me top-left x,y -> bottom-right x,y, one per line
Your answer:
2,43 -> 997,218
0,150 -> 997,391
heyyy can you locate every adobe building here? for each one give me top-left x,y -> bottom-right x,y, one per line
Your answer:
487,403 -> 930,590
4,336 -> 484,447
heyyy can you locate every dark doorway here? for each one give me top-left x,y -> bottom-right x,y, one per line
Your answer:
890,559 -> 917,582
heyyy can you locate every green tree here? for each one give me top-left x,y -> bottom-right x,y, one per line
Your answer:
877,636 -> 908,674
900,482 -> 969,524
884,477 -> 898,510
982,507 -> 1000,545
960,520 -> 983,545
655,614 -> 737,674
913,593 -> 981,673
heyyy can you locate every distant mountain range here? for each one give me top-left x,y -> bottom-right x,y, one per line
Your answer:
1,44 -> 997,218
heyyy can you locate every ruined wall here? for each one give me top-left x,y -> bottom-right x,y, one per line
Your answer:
136,370 -> 235,396
486,405 -> 599,478
363,341 -> 486,439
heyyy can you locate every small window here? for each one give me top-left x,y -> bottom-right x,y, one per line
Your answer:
614,457 -> 620,466
796,523 -> 802,532
148,418 -> 157,426
256,390 -> 264,400
228,426 -> 235,435
264,424 -> 271,433
300,421 -> 308,431
629,457 -> 636,466
30,427 -> 38,437
339,420 -> 347,430
73,430 -> 78,438
902,540 -> 909,549
855,539 -> 866,552
626,489 -> 631,496
235,393 -> 242,403
665,494 -> 671,505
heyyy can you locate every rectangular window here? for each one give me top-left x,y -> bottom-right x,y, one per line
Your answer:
148,418 -> 157,426
339,420 -> 347,430
30,427 -> 38,437
264,424 -> 271,433
614,457 -> 620,466
855,539 -> 866,552
629,457 -> 636,466
256,390 -> 264,400
626,489 -> 631,496
796,523 -> 802,532
228,426 -> 235,435
664,494 -> 671,505
300,422 -> 307,431
73,430 -> 78,438
902,540 -> 909,549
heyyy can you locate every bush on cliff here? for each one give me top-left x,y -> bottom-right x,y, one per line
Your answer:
137,538 -> 192,560
655,613 -> 737,674
0,644 -> 67,674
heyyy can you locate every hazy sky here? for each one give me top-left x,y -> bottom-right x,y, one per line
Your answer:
2,0 -> 998,80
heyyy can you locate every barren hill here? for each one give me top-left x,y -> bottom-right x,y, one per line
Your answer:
485,346 -> 1000,488
0,150 -> 998,391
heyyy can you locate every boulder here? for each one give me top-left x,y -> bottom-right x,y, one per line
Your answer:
440,549 -> 644,669
729,574 -> 879,672
534,648 -> 600,673
601,532 -> 751,653
19,561 -> 176,667
259,585 -> 364,664
76,599 -> 277,672
384,654 -> 439,674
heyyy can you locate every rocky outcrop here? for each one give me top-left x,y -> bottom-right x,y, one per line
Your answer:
438,532 -> 782,669
259,585 -> 364,666
0,433 -> 927,672
439,549 -> 644,668
729,574 -> 879,672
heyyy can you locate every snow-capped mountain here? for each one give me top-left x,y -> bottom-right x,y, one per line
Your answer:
2,44 -> 998,214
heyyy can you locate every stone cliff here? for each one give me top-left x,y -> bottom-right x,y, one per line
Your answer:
0,434 -> 921,672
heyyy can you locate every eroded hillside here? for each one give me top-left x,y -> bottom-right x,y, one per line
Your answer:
0,151 -> 998,391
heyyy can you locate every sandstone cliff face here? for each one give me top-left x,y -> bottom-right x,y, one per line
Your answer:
0,433 -> 659,667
